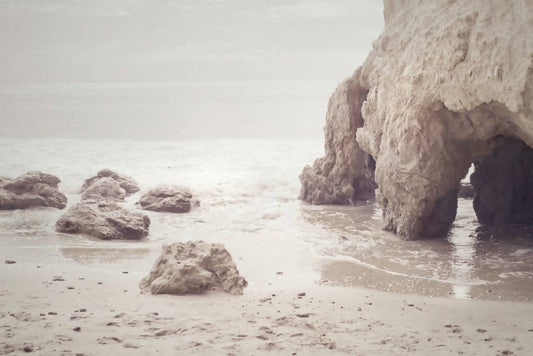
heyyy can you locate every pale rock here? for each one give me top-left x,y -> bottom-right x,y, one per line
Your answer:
138,185 -> 195,213
56,201 -> 150,240
299,71 -> 377,205
81,177 -> 126,202
81,169 -> 140,197
140,241 -> 247,295
303,0 -> 533,239
0,171 -> 67,210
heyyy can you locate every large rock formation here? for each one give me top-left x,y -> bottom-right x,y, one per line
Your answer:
138,185 -> 195,213
299,70 -> 377,205
81,169 -> 139,200
0,171 -> 67,210
140,241 -> 247,295
301,0 -> 533,239
56,201 -> 150,240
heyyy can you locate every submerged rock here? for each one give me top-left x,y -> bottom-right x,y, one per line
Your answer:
303,0 -> 533,238
0,171 -> 67,210
56,201 -> 150,240
458,182 -> 475,199
81,169 -> 140,198
140,241 -> 247,295
138,185 -> 195,213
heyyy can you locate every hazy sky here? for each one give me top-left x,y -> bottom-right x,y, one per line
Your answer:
0,0 -> 384,139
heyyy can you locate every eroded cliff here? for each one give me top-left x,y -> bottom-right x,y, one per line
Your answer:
301,0 -> 533,239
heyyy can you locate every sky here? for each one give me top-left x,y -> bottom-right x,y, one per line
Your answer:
0,0 -> 384,139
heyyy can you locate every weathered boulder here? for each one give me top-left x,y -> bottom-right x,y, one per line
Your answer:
81,169 -> 139,198
303,0 -> 533,238
140,241 -> 247,295
81,177 -> 126,202
0,171 -> 67,210
299,71 -> 377,205
56,201 -> 150,240
138,185 -> 195,213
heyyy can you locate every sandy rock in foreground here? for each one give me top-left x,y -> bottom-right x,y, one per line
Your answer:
140,241 -> 247,295
56,200 -> 150,240
0,171 -> 67,210
138,185 -> 195,213
81,169 -> 140,198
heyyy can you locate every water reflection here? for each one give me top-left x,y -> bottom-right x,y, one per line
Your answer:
302,197 -> 533,301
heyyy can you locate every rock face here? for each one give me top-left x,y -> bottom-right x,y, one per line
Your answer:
138,185 -> 195,213
56,201 -> 150,240
140,241 -> 247,295
302,0 -> 533,239
0,171 -> 67,210
299,70 -> 377,205
81,169 -> 139,200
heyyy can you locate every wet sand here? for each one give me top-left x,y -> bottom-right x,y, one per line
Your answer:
1,241 -> 532,355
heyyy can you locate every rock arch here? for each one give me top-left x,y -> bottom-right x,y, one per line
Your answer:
300,0 -> 533,239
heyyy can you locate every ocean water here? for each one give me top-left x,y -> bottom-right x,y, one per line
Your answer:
1,137 -> 532,301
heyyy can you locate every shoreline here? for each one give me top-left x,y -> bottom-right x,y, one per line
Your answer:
2,243 -> 532,355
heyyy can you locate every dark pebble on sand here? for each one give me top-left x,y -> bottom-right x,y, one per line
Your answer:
5,260 -> 16,264
22,345 -> 33,353
296,313 -> 310,318
298,292 -> 306,297
73,327 -> 81,332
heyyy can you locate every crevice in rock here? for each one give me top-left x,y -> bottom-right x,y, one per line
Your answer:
471,136 -> 533,226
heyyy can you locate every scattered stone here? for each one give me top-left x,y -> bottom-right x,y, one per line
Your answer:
123,343 -> 140,349
56,201 -> 150,240
73,327 -> 81,332
296,313 -> 310,318
477,328 -> 487,333
81,177 -> 126,202
298,292 -> 306,297
81,169 -> 139,197
5,260 -> 16,264
22,344 -> 33,353
0,171 -> 67,210
97,336 -> 122,344
138,185 -> 198,213
48,312 -> 57,315
140,241 -> 247,295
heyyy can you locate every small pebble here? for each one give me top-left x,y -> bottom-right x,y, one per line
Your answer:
5,260 -> 16,264
73,327 -> 81,332
22,345 -> 33,353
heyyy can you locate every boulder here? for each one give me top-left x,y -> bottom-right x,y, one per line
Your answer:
138,185 -> 195,213
81,169 -> 139,197
140,241 -> 247,295
81,177 -> 126,202
56,201 -> 150,240
0,171 -> 67,210
303,0 -> 533,238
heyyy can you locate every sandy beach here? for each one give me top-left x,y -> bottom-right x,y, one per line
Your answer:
1,234 -> 532,356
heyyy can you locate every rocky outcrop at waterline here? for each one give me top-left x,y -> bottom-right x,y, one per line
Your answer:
140,241 -> 247,295
299,71 -> 377,205
56,200 -> 150,240
0,171 -> 67,210
81,169 -> 139,201
138,185 -> 196,213
301,0 -> 533,239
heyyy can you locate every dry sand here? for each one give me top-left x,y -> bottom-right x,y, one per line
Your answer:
1,243 -> 532,356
